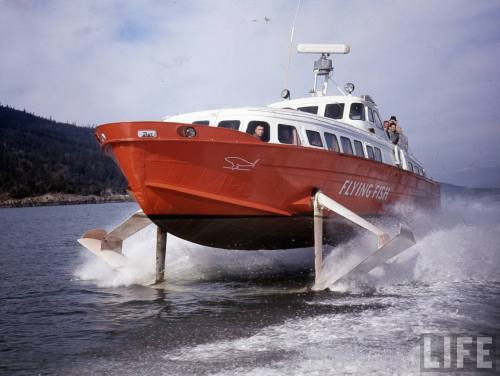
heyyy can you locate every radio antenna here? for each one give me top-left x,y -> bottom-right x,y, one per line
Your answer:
282,0 -> 302,97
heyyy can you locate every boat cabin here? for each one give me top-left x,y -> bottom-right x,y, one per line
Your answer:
163,43 -> 426,177
269,94 -> 386,139
164,104 -> 426,178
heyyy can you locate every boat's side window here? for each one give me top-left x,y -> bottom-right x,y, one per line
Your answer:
349,103 -> 366,121
353,140 -> 365,157
218,120 -> 240,130
367,107 -> 374,123
366,145 -> 375,160
324,132 -> 340,152
324,103 -> 345,119
373,147 -> 383,162
192,120 -> 210,125
340,136 -> 354,155
297,106 -> 318,115
246,121 -> 270,142
373,111 -> 383,129
306,130 -> 323,147
278,124 -> 302,145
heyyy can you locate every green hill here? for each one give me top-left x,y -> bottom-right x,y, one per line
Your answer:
0,104 -> 127,200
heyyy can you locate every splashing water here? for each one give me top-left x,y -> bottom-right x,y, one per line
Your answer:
75,193 -> 500,291
74,225 -> 314,288
319,193 -> 500,291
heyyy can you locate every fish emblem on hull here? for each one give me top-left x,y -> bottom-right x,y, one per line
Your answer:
223,157 -> 260,171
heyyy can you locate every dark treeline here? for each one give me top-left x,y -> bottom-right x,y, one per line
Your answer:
0,104 -> 127,199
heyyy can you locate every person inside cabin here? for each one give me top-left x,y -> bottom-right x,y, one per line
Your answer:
278,125 -> 301,145
252,125 -> 265,140
279,128 -> 292,144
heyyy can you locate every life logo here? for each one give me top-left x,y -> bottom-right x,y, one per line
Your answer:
223,157 -> 260,171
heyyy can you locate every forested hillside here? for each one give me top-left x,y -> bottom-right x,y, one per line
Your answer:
0,104 -> 127,199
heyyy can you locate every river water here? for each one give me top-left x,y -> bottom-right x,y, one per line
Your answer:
1,193 -> 499,375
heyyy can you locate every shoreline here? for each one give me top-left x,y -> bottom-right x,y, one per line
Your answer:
0,193 -> 133,208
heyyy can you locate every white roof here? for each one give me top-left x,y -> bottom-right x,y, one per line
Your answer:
268,94 -> 376,108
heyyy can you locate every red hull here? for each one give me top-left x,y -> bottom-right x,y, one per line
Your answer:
95,122 -> 440,249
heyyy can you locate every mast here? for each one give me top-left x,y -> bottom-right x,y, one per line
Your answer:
297,43 -> 350,96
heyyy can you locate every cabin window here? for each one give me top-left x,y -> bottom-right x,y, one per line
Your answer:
306,130 -> 323,147
246,121 -> 270,142
368,107 -> 374,123
373,147 -> 383,162
340,136 -> 353,155
366,145 -> 375,160
349,103 -> 365,121
218,120 -> 240,130
192,120 -> 210,125
408,162 -> 414,172
324,132 -> 340,152
353,140 -> 365,157
278,124 -> 301,145
324,103 -> 345,119
297,106 -> 318,115
373,111 -> 383,129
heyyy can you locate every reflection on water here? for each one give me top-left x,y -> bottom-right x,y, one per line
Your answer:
1,193 -> 499,375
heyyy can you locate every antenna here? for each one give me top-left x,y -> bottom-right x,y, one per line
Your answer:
282,0 -> 302,99
297,43 -> 350,96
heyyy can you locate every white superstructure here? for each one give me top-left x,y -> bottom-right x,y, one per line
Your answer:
163,44 -> 426,177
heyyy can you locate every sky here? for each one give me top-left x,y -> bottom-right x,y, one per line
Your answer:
1,0 -> 499,188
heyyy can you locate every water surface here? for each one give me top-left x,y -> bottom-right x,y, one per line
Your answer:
1,195 -> 499,375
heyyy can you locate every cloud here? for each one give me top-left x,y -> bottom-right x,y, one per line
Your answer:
1,0 -> 499,187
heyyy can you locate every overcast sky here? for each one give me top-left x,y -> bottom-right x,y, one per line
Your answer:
1,0 -> 499,188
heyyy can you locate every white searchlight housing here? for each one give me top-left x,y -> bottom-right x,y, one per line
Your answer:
344,82 -> 355,94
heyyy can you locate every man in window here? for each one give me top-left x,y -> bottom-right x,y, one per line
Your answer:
252,125 -> 264,140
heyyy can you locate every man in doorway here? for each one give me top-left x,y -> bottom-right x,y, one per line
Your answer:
383,120 -> 390,138
388,122 -> 400,145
